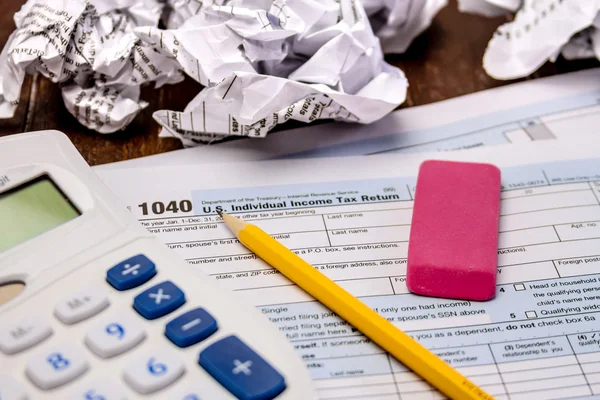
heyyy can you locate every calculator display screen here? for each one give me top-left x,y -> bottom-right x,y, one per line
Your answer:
0,176 -> 80,253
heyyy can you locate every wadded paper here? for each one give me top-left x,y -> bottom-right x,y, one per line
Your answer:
0,0 -> 447,143
459,0 -> 600,80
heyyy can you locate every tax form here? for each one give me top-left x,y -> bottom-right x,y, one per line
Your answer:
96,139 -> 600,400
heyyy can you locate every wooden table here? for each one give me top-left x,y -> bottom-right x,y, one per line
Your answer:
1,0 -> 598,166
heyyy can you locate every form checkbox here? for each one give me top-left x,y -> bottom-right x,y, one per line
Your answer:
526,311 -> 538,319
514,284 -> 526,291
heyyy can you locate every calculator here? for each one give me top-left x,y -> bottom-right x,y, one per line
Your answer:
0,131 -> 316,400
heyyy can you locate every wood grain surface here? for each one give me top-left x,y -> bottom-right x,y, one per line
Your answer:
0,0 -> 598,165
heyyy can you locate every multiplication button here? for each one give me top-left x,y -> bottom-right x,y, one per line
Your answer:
133,281 -> 185,320
25,343 -> 89,390
106,254 -> 156,291
199,335 -> 286,400
85,312 -> 146,358
54,288 -> 109,324
123,348 -> 185,394
0,316 -> 52,355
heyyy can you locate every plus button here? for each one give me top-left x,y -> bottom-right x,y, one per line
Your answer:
198,336 -> 286,399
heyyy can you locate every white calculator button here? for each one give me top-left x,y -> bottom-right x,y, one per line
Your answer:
123,348 -> 185,394
68,378 -> 127,400
54,288 -> 109,325
0,375 -> 29,400
0,316 -> 52,355
25,343 -> 89,390
85,313 -> 146,358
175,383 -> 226,399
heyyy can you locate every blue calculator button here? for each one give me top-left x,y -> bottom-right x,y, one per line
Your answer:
165,308 -> 218,348
198,335 -> 286,400
133,281 -> 186,320
106,254 -> 156,291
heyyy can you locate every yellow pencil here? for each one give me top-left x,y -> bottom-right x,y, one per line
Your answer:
220,211 -> 493,400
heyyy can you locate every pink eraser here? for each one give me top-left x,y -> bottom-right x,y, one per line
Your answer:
406,160 -> 501,301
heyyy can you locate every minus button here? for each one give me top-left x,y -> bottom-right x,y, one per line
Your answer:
165,308 -> 218,348
182,318 -> 202,331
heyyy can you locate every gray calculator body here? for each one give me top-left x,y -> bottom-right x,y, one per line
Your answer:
0,131 -> 315,400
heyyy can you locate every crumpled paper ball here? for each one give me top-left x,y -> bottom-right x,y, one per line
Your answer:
0,0 -> 446,143
458,0 -> 600,79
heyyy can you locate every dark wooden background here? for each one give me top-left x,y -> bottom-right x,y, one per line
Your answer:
1,0 -> 598,166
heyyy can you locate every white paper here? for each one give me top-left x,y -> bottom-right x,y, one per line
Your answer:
562,15 -> 600,61
0,0 -> 85,117
62,83 -> 148,134
457,0 -> 519,17
96,137 -> 600,399
474,0 -> 600,79
149,0 -> 409,145
0,0 -> 166,132
0,0 -> 447,138
368,0 -> 447,53
0,32 -> 23,118
95,68 -> 600,168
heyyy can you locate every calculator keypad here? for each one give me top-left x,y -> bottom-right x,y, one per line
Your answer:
123,348 -> 185,394
84,312 -> 146,358
0,375 -> 28,400
133,280 -> 186,320
54,288 -> 109,325
1,252 -> 291,399
68,378 -> 127,400
0,316 -> 52,355
25,343 -> 89,390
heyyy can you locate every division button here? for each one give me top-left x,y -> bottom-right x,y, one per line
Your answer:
123,348 -> 185,394
0,316 -> 52,355
54,287 -> 109,324
106,254 -> 156,291
198,335 -> 286,400
133,281 -> 185,320
85,312 -> 146,358
165,307 -> 218,348
25,343 -> 89,390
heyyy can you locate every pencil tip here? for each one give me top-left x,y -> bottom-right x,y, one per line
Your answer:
216,209 -> 224,217
218,210 -> 244,235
